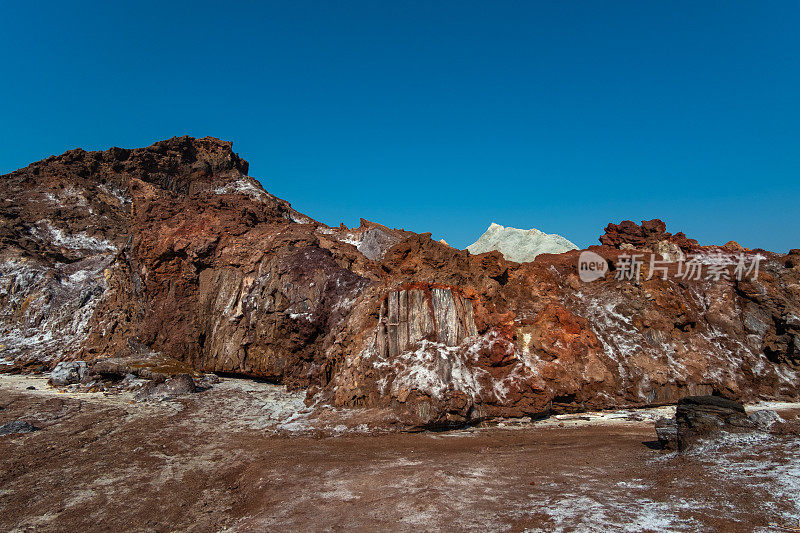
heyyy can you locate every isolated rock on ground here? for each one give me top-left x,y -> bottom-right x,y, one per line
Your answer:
656,404 -> 784,451
91,355 -> 199,383
675,396 -> 754,451
134,373 -> 196,401
748,409 -> 783,430
49,361 -> 88,386
202,373 -> 220,385
0,420 -> 40,436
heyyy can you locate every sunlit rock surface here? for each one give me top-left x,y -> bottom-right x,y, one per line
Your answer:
466,222 -> 578,262
2,136 -> 799,429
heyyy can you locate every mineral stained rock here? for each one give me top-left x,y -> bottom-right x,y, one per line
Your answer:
466,222 -> 578,263
2,136 -> 799,429
654,399 -> 783,452
747,409 -> 783,430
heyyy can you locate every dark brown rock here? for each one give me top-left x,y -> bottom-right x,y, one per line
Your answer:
655,417 -> 678,450
722,241 -> 745,252
0,420 -> 40,436
786,249 -> 800,269
675,396 -> 753,451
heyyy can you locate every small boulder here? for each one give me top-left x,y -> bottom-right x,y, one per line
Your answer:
50,361 -> 88,386
135,373 -> 196,401
675,395 -> 754,451
786,249 -> 800,269
0,420 -> 40,436
162,374 -> 196,395
202,373 -> 220,385
748,409 -> 783,430
655,417 -> 678,450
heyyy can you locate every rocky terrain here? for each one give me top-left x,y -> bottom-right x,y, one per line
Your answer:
1,136 -> 799,430
1,375 -> 798,532
466,222 -> 578,262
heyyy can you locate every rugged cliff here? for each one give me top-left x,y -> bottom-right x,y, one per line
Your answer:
2,137 -> 798,429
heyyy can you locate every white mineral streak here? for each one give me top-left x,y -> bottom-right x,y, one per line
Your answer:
0,255 -> 114,362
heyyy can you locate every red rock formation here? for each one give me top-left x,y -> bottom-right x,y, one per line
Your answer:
2,137 -> 799,429
600,219 -> 699,259
722,241 -> 746,252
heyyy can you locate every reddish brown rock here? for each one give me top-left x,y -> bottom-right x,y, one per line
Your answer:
786,249 -> 800,269
2,137 -> 799,430
599,219 -> 699,258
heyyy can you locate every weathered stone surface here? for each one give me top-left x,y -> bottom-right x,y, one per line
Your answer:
787,249 -> 800,269
722,240 -> 745,252
376,286 -> 477,358
135,373 -> 196,401
2,137 -> 800,430
655,405 -> 784,452
748,409 -> 783,430
49,361 -> 88,386
655,417 -> 678,450
599,219 -> 699,255
675,395 -> 753,451
91,355 -> 199,382
0,420 -> 39,436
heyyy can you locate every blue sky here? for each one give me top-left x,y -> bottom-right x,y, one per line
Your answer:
2,1 -> 798,251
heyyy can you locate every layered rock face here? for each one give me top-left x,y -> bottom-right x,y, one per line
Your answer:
2,137 -> 799,429
1,136 -> 350,388
376,286 -> 478,357
466,222 -> 578,262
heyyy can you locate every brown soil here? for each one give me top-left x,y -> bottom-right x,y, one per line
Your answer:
1,375 -> 798,532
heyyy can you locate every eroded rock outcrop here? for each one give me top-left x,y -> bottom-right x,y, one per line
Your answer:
600,219 -> 699,260
2,137 -> 799,429
377,286 -> 478,356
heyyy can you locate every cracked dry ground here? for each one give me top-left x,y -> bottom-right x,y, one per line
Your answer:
1,377 -> 798,532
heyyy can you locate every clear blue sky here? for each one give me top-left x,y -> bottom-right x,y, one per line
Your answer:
2,1 -> 798,251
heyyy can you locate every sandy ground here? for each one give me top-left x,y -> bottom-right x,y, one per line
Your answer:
1,373 -> 799,532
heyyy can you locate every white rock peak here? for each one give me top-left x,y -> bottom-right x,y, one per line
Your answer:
466,222 -> 578,263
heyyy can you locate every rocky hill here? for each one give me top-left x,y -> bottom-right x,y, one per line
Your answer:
466,222 -> 578,262
2,136 -> 799,429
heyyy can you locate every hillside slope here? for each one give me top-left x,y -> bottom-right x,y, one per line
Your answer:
2,136 -> 798,429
